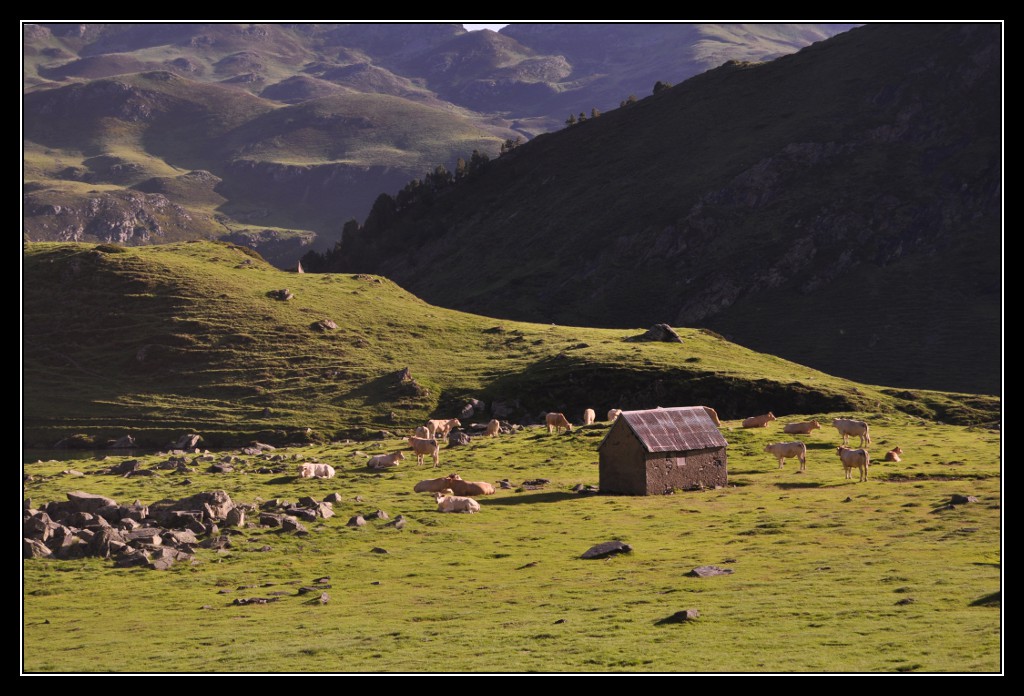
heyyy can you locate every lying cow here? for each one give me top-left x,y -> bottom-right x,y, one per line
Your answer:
836,446 -> 870,482
545,412 -> 573,434
434,491 -> 481,513
367,451 -> 405,469
884,446 -> 903,462
298,463 -> 335,479
783,420 -> 821,435
446,475 -> 496,496
764,442 -> 808,472
833,418 -> 871,447
742,412 -> 776,428
407,436 -> 440,467
414,476 -> 455,493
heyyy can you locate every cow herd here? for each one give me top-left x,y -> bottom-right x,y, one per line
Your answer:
744,413 -> 902,482
296,408 -> 896,519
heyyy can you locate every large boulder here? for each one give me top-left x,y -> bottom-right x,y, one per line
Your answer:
634,323 -> 683,343
24,538 -> 52,558
66,491 -> 118,514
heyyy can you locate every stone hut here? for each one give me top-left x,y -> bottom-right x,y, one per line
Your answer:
598,406 -> 728,495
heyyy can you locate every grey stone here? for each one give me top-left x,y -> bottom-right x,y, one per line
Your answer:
370,547 -> 389,554
950,494 -> 979,505
686,565 -> 734,578
323,493 -> 343,504
366,509 -> 389,520
385,515 -> 406,530
448,431 -> 471,447
346,515 -> 367,528
109,435 -> 136,449
225,507 -> 246,528
281,517 -> 307,533
581,541 -> 633,559
24,538 -> 52,558
66,491 -> 117,513
656,609 -> 701,624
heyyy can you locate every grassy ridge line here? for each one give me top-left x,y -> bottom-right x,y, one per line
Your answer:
22,241 -> 998,448
22,413 -> 1000,673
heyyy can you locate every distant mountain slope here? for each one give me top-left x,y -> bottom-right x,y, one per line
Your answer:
23,22 -> 853,265
303,23 -> 1002,395
22,241 -> 996,447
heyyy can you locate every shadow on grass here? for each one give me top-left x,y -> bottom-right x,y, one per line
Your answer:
265,475 -> 299,485
774,481 -> 826,489
482,491 -> 581,506
969,591 -> 1000,607
807,442 -> 838,450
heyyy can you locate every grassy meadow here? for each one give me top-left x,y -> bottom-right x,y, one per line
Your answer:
23,413 -> 1000,673
22,241 -> 1000,673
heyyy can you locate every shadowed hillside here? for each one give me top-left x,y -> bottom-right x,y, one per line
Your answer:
302,23 -> 1002,395
22,241 -> 997,448
23,22 -> 853,264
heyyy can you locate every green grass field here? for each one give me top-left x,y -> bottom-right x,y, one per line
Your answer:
22,241 -> 1001,673
22,413 -> 1000,673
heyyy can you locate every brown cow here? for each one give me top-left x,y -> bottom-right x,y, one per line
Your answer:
742,412 -> 776,428
407,436 -> 440,467
545,412 -> 573,434
783,420 -> 821,435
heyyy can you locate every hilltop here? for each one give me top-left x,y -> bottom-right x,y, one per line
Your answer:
22,22 -> 854,264
22,241 -> 996,449
302,23 -> 1002,395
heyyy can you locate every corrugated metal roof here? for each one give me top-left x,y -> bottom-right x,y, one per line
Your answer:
620,407 -> 728,453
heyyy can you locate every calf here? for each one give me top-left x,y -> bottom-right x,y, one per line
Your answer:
434,491 -> 481,513
884,446 -> 903,462
298,463 -> 335,479
836,446 -> 870,482
367,451 -> 405,469
764,441 -> 808,471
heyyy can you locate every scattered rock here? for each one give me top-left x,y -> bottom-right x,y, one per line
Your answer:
323,493 -> 343,504
385,515 -> 406,530
365,509 -> 389,520
554,618 -> 566,624
346,515 -> 366,528
267,289 -> 294,301
281,517 -> 307,534
311,319 -> 337,332
686,565 -> 734,578
448,431 -> 471,447
108,435 -> 136,449
499,480 -> 514,490
370,547 -> 389,554
656,609 -> 700,625
209,463 -> 234,474
459,403 -> 475,420
581,541 -> 633,560
930,504 -> 956,513
895,598 -> 916,606
843,496 -> 853,502
168,433 -> 202,451
950,494 -> 979,505
232,597 -> 278,606
632,323 -> 683,343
